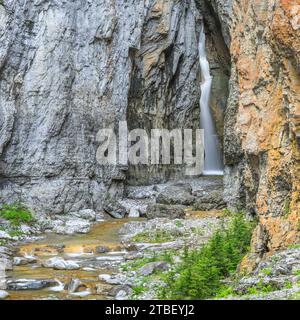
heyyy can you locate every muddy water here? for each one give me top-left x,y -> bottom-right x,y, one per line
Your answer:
7,219 -> 142,300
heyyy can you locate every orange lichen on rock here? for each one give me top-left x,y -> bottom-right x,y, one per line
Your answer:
230,0 -> 300,269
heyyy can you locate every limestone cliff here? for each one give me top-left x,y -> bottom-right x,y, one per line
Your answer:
224,0 -> 300,264
0,0 -> 203,215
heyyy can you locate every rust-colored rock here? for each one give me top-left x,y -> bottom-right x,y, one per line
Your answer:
225,0 -> 300,268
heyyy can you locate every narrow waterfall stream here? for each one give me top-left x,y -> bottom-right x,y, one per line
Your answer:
199,24 -> 224,175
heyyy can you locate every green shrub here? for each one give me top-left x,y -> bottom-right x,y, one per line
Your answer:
159,213 -> 255,300
0,203 -> 34,226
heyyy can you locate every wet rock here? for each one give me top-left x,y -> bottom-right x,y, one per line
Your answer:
95,246 -> 109,254
42,257 -> 80,270
0,290 -> 9,299
138,262 -> 169,276
156,184 -> 195,206
146,204 -> 185,219
7,279 -> 58,291
53,218 -> 91,235
70,290 -> 91,298
67,278 -> 87,293
13,256 -> 37,266
96,256 -> 124,262
48,281 -> 65,292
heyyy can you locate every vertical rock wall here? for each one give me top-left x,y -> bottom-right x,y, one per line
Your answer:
0,0 -> 204,215
225,0 -> 300,263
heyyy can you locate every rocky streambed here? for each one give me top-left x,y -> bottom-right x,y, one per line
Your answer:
2,211 -> 299,301
1,211 -> 225,300
1,177 -> 299,300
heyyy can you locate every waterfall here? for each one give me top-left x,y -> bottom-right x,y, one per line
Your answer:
199,24 -> 224,176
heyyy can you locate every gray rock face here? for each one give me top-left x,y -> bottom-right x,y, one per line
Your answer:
0,0 -> 203,216
201,0 -> 232,48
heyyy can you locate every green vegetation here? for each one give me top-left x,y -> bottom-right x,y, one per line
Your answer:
175,220 -> 184,228
247,280 -> 278,295
293,270 -> 300,276
0,203 -> 34,226
131,229 -> 179,243
288,244 -> 300,250
158,213 -> 256,300
120,250 -> 175,272
0,203 -> 35,239
261,268 -> 272,276
215,286 -> 236,299
285,281 -> 293,289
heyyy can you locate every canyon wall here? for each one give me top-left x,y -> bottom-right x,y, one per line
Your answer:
224,0 -> 300,264
0,0 -> 205,215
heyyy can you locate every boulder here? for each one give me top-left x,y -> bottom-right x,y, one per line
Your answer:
146,204 -> 185,219
109,285 -> 133,300
103,198 -> 126,219
193,188 -> 226,211
73,209 -> 97,221
53,218 -> 91,235
42,257 -> 80,270
7,279 -> 58,291
13,256 -> 37,266
95,246 -> 109,254
156,183 -> 195,206
138,262 -> 169,276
